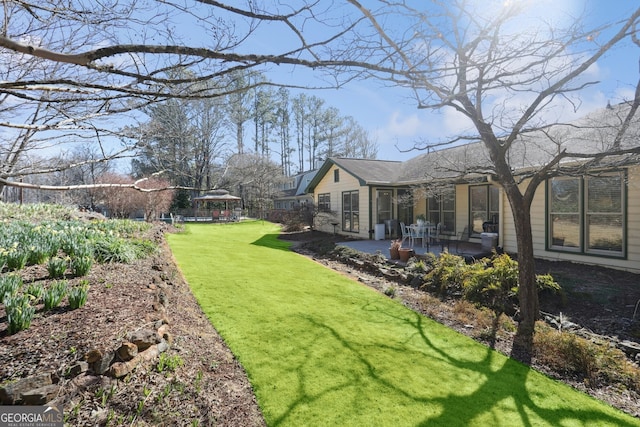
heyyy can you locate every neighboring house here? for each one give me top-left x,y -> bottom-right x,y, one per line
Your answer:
306,104 -> 640,273
273,170 -> 318,210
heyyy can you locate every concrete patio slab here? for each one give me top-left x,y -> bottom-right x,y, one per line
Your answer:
336,238 -> 490,260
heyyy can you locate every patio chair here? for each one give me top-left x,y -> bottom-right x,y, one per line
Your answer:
452,226 -> 470,254
433,222 -> 453,251
399,222 -> 413,247
212,210 -> 220,221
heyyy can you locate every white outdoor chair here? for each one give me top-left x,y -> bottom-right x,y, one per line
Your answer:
399,222 -> 413,247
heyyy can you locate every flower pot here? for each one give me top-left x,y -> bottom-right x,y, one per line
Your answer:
398,248 -> 415,263
389,247 -> 400,260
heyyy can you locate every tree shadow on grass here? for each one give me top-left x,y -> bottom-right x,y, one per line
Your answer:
251,233 -> 292,252
270,307 -> 637,427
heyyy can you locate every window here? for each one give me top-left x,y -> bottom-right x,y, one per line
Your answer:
427,187 -> 455,233
470,185 -> 499,235
342,190 -> 359,232
334,169 -> 340,182
548,172 -> 625,256
317,193 -> 331,212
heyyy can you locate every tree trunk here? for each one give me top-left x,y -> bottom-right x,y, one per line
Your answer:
509,196 -> 538,360
497,172 -> 539,360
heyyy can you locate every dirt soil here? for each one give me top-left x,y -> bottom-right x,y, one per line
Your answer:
1,226 -> 639,424
0,224 -> 265,426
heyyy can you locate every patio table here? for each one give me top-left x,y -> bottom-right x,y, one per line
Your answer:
408,223 -> 435,249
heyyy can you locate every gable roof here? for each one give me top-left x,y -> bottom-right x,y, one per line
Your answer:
307,102 -> 640,192
295,169 -> 319,196
305,157 -> 402,192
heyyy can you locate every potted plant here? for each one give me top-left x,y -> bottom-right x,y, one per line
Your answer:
416,214 -> 426,225
389,239 -> 402,260
398,247 -> 415,263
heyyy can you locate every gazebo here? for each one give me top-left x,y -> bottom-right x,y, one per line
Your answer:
193,190 -> 242,221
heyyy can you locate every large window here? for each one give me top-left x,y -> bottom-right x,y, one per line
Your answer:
548,172 -> 625,256
317,193 -> 331,212
469,185 -> 499,235
342,190 -> 359,232
427,187 -> 455,234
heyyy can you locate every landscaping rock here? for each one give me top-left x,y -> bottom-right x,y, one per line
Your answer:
68,361 -> 89,378
619,340 -> 640,358
88,350 -> 114,375
116,342 -> 138,361
21,384 -> 59,405
0,373 -> 52,404
127,328 -> 161,351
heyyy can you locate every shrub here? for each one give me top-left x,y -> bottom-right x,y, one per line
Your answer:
536,273 -> 564,298
421,252 -> 468,296
462,253 -> 519,313
0,273 -> 22,303
422,252 -> 563,314
68,281 -> 89,309
43,280 -> 68,310
5,294 -> 36,334
534,322 -> 640,391
47,257 -> 68,279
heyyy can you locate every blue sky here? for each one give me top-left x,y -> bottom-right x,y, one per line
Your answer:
249,1 -> 639,162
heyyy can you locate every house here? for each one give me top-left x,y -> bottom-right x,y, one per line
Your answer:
273,169 -> 318,211
305,104 -> 640,273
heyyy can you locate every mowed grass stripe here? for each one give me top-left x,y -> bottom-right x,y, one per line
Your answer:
168,221 -> 639,427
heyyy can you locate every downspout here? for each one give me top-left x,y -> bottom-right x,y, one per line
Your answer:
369,186 -> 374,240
487,174 -> 504,249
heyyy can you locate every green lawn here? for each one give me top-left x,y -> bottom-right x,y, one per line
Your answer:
167,221 -> 639,427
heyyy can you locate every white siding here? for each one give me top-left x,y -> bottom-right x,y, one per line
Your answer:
313,165 -> 370,239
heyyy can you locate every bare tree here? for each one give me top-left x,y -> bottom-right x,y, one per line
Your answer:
345,1 -> 640,350
2,0 -> 639,350
93,173 -> 141,219
137,177 -> 175,221
0,1 -> 387,193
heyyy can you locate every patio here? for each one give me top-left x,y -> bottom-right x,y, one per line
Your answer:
337,238 -> 491,261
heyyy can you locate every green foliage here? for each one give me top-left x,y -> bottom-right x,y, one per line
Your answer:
68,281 -> 89,309
383,286 -> 397,298
71,256 -> 93,277
43,280 -> 68,310
422,252 -> 564,313
0,202 -> 75,222
0,273 -> 22,303
421,251 -> 468,295
24,283 -> 44,303
130,239 -> 158,258
535,273 -> 563,297
47,256 -> 68,278
461,253 -> 519,313
156,353 -> 184,373
92,236 -> 155,263
5,294 -> 36,334
4,247 -> 28,271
